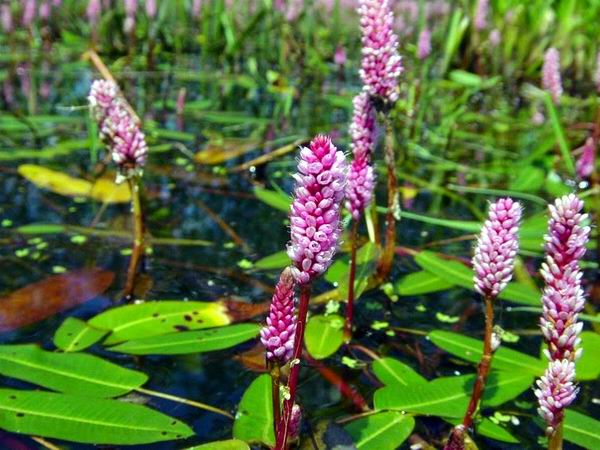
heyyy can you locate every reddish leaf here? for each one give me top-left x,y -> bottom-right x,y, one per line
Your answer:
221,299 -> 270,323
0,269 -> 114,332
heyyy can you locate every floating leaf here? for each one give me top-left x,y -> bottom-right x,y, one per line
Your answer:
233,374 -> 274,447
374,372 -> 533,417
304,314 -> 344,360
195,137 -> 260,165
0,344 -> 147,397
395,271 -> 454,296
345,411 -> 414,450
0,269 -> 114,332
89,301 -> 231,345
563,410 -> 600,449
187,439 -> 250,450
414,251 -> 539,305
254,251 -> 290,270
372,357 -> 427,387
428,330 -> 546,375
108,323 -> 260,355
0,388 -> 193,445
53,317 -> 107,352
254,187 -> 291,212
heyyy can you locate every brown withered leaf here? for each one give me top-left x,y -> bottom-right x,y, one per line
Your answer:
233,343 -> 268,373
0,268 -> 114,332
221,298 -> 270,323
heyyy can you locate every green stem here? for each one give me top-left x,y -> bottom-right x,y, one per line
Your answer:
344,220 -> 359,341
548,421 -> 564,450
123,177 -> 144,300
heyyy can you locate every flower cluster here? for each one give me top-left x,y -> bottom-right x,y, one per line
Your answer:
288,135 -> 347,284
358,0 -> 403,103
346,92 -> 376,220
472,198 -> 522,298
536,194 -> 590,435
260,268 -> 296,364
474,0 -> 488,31
542,48 -> 563,104
535,360 -> 579,435
88,79 -> 148,179
289,404 -> 302,440
575,137 -> 596,180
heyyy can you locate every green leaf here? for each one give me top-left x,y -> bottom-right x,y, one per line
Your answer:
304,314 -> 344,360
89,301 -> 231,345
53,317 -> 108,352
414,251 -> 539,305
254,251 -> 290,270
345,412 -> 414,450
509,166 -> 545,192
336,242 -> 380,302
0,388 -> 193,445
0,344 -> 147,397
563,410 -> 600,449
374,372 -> 533,417
395,271 -> 454,296
577,331 -> 600,381
187,440 -> 250,450
233,374 -> 274,447
108,323 -> 260,355
477,418 -> 519,444
254,187 -> 291,212
428,331 -> 546,375
372,358 -> 427,387
16,223 -> 66,235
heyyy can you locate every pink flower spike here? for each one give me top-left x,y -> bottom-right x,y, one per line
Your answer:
535,359 -> 578,435
87,0 -> 101,26
358,0 -> 403,103
260,268 -> 297,364
288,135 -> 347,284
88,80 -> 148,179
417,28 -> 431,60
595,51 -> 600,94
575,137 -> 596,180
1,4 -> 13,33
474,0 -> 488,31
472,198 -> 522,298
542,47 -> 563,104
289,404 -> 302,440
346,92 -> 376,220
145,0 -> 157,18
539,194 -> 590,362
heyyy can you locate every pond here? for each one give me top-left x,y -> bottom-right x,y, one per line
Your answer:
0,1 -> 599,449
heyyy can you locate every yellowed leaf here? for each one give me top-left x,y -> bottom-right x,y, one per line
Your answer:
90,177 -> 131,203
195,137 -> 260,165
18,164 -> 92,197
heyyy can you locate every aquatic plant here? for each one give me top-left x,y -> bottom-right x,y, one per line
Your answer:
474,0 -> 488,31
417,27 -> 432,60
543,47 -> 563,104
446,198 -> 522,449
575,137 -> 596,180
276,134 -> 346,449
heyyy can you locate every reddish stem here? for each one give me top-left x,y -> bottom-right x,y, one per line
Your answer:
275,284 -> 311,450
377,115 -> 397,280
344,220 -> 359,341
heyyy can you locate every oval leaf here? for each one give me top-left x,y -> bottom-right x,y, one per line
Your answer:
374,372 -> 533,417
0,388 -> 193,445
0,344 -> 147,397
89,301 -> 231,345
305,314 -> 344,360
108,323 -> 260,355
233,374 -> 274,447
372,357 -> 427,387
53,317 -> 108,352
563,410 -> 600,450
395,271 -> 454,296
345,411 -> 414,450
429,330 -> 546,375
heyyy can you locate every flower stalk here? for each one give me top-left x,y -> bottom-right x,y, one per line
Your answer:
123,176 -> 144,300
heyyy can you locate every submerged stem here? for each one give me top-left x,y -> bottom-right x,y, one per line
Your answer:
275,284 -> 311,450
123,177 -> 145,300
135,387 -> 233,419
344,220 -> 359,341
